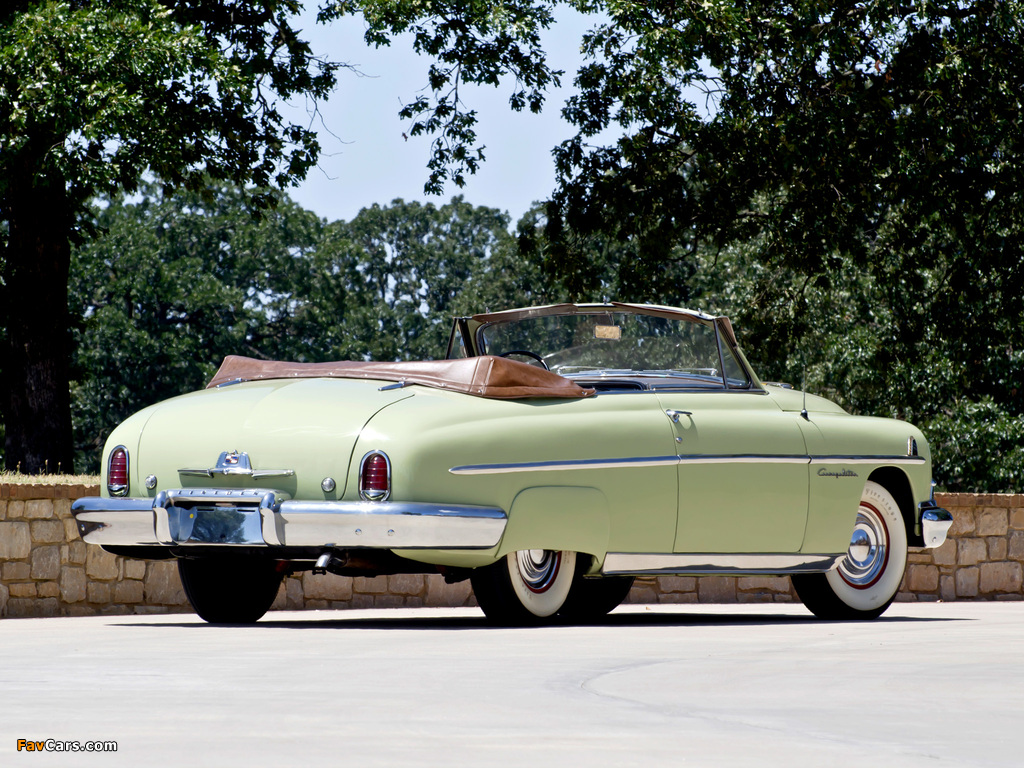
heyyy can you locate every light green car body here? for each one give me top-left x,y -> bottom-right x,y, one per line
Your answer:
79,302 -> 944,582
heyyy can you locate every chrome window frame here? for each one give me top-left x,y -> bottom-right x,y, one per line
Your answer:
449,304 -> 761,393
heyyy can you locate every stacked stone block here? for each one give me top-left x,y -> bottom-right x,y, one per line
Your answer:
2,484 -> 1022,618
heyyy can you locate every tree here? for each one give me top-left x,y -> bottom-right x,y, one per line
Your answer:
319,197 -> 514,360
257,196 -> 517,363
70,186 -> 521,471
321,0 -> 564,194
11,0 -> 1023,489
345,1 -> 1024,490
0,0 -> 336,472
69,181 -> 324,469
543,2 -> 1024,492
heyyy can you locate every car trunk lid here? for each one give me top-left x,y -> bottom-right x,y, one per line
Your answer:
135,377 -> 414,499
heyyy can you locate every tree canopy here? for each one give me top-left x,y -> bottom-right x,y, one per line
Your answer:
68,180 -> 1023,490
4,1 -> 1023,491
343,0 -> 1024,490
0,0 -> 336,471
69,185 -> 520,470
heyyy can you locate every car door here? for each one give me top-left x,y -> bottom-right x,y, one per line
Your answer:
657,389 -> 811,554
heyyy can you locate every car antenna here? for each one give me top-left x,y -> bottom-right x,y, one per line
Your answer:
801,373 -> 810,421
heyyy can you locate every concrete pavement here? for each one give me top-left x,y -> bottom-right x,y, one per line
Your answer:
1,602 -> 1020,767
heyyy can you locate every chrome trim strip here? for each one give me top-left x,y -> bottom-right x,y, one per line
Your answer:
72,495 -> 506,550
451,453 -> 921,474
679,454 -> 810,465
919,502 -> 953,548
178,468 -> 296,479
157,488 -> 282,501
601,552 -> 843,576
179,451 -> 295,479
449,456 -> 681,475
809,455 -> 926,465
584,388 -> 772,396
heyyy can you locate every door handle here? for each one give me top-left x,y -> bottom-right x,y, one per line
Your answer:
665,409 -> 692,423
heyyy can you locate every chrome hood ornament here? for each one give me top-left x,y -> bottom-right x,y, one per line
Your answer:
180,451 -> 295,479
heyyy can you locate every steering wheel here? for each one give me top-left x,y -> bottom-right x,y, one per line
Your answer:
498,350 -> 550,371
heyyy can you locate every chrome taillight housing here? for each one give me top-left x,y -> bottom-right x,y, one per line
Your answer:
359,451 -> 391,501
107,445 -> 129,497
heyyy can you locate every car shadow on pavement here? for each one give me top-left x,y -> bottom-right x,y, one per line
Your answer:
119,607 -> 965,631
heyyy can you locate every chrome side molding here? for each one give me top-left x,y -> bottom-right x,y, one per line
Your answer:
450,455 -> 680,475
451,453 -> 927,475
601,552 -> 843,576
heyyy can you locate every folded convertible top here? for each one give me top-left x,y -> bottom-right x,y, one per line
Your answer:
207,355 -> 595,400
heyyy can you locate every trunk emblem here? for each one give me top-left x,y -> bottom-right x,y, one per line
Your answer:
179,451 -> 295,479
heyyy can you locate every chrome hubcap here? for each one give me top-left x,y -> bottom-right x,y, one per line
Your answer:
516,550 -> 561,593
838,503 -> 889,588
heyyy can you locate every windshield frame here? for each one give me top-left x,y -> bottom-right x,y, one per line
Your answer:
445,303 -> 763,392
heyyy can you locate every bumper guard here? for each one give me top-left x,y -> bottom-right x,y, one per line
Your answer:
919,501 -> 953,548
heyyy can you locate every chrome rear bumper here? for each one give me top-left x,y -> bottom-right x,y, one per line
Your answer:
72,489 -> 506,550
919,501 -> 954,548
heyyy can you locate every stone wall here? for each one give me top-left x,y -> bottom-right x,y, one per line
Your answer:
1,487 -> 1021,619
901,493 -> 1024,601
625,493 -> 1024,605
0,484 -> 174,618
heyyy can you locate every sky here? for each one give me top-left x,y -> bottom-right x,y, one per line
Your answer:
282,7 -> 607,226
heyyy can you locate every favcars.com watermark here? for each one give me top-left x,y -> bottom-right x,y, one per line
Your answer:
17,739 -> 117,753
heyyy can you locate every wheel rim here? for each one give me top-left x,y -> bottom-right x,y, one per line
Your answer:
838,502 -> 890,589
516,549 -> 562,593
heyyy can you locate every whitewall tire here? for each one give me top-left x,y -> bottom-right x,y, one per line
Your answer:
792,481 -> 908,620
471,550 -> 578,625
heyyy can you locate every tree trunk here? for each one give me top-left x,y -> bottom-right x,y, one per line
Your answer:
1,154 -> 75,474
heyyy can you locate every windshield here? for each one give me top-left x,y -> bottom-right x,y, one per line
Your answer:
476,310 -> 752,389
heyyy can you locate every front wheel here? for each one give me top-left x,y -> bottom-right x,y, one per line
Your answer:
471,550 -> 578,625
792,481 -> 908,620
178,555 -> 284,624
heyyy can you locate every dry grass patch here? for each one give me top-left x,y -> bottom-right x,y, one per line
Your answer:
0,472 -> 100,486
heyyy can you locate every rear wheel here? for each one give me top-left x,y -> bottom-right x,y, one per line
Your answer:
178,555 -> 284,624
471,550 -> 578,625
471,551 -> 636,625
560,574 -> 635,622
792,481 -> 907,620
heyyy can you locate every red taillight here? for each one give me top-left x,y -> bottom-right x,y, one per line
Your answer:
108,446 -> 129,496
359,451 -> 390,501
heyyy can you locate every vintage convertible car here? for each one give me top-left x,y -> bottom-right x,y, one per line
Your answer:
73,302 -> 952,624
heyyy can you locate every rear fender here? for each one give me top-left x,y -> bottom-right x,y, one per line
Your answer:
496,486 -> 610,565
